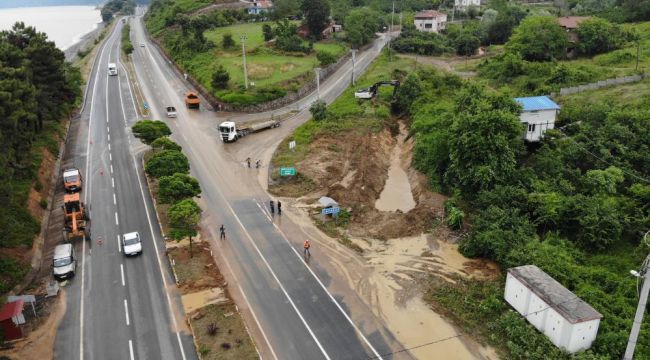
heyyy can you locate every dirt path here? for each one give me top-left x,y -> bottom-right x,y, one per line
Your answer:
397,54 -> 477,77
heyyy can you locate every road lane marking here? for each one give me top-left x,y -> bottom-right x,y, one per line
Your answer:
222,202 -> 332,359
121,263 -> 125,286
124,299 -> 130,326
110,164 -> 114,173
120,43 -> 187,360
79,16 -> 118,360
108,134 -> 111,142
115,212 -> 119,225
113,193 -> 117,205
118,234 -> 121,253
129,340 -> 135,360
108,143 -> 111,151
107,126 -> 110,133
112,177 -> 115,188
258,201 -> 385,360
109,153 -> 112,161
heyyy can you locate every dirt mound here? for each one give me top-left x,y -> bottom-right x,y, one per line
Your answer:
279,124 -> 445,240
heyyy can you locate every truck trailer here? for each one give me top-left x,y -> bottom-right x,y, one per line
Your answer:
218,120 -> 280,143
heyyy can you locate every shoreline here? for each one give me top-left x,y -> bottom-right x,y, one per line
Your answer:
64,21 -> 106,62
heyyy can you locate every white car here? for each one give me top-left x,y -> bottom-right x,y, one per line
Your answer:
166,106 -> 177,118
122,232 -> 142,256
140,43 -> 145,48
354,88 -> 373,99
53,244 -> 76,279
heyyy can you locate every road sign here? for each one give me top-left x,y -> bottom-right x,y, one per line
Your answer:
321,207 -> 340,215
289,141 -> 296,150
280,167 -> 296,176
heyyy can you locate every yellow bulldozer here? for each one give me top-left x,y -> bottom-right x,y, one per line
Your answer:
63,193 -> 90,241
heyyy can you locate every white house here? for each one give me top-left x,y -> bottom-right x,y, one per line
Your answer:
455,0 -> 481,9
514,96 -> 560,142
247,0 -> 272,15
505,265 -> 602,354
414,10 -> 447,33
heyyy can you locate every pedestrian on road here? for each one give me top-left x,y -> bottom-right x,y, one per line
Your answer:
246,157 -> 251,168
303,239 -> 311,258
277,201 -> 282,215
256,160 -> 261,168
220,224 -> 226,240
269,200 -> 275,214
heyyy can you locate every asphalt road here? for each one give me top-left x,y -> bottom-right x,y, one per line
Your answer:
130,9 -> 414,360
54,19 -> 196,360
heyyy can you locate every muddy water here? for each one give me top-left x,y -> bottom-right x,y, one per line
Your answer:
363,234 -> 499,359
375,124 -> 416,212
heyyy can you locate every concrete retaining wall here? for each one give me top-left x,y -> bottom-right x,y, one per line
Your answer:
554,74 -> 646,96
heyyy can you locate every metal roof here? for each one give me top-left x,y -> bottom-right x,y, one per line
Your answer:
508,265 -> 602,324
515,96 -> 561,112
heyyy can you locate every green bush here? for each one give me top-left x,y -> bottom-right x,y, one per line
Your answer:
158,173 -> 201,204
145,150 -> 189,178
151,137 -> 182,151
132,120 -> 171,144
316,50 -> 337,66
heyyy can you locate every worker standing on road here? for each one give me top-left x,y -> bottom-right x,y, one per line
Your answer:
303,239 -> 311,258
246,157 -> 251,168
269,200 -> 275,214
220,224 -> 226,240
277,201 -> 282,215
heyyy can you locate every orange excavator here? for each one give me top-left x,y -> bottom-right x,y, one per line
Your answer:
63,192 -> 90,241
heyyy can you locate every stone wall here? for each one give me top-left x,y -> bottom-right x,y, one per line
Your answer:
552,74 -> 647,97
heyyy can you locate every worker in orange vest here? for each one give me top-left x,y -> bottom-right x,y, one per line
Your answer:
303,239 -> 311,258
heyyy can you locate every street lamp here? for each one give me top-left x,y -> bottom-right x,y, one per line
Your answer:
350,49 -> 357,86
624,230 -> 650,360
240,34 -> 248,90
314,67 -> 322,100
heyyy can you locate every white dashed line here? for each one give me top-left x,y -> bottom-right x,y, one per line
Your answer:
112,178 -> 115,188
109,153 -> 112,161
115,212 -> 119,225
108,143 -> 111,151
113,193 -> 117,205
107,126 -> 110,133
128,340 -> 135,360
117,234 -> 121,253
120,264 -> 125,286
110,164 -> 114,173
107,134 -> 110,142
124,299 -> 130,326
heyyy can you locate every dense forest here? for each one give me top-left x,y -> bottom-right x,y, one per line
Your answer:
0,23 -> 82,293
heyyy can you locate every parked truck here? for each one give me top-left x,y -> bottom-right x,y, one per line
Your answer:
218,119 -> 280,143
63,168 -> 82,193
62,193 -> 90,241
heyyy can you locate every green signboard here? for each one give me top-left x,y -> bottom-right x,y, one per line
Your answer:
280,167 -> 296,176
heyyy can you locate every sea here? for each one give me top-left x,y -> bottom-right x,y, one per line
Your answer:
0,0 -> 102,50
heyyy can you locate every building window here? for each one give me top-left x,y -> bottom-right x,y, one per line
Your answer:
425,23 -> 432,29
528,124 -> 536,132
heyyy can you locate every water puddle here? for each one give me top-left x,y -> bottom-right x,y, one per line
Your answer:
375,123 -> 416,212
181,287 -> 227,313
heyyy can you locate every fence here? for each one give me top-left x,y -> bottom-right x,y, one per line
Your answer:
553,73 -> 648,97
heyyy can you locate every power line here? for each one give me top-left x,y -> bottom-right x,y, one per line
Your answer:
365,334 -> 463,360
555,128 -> 650,184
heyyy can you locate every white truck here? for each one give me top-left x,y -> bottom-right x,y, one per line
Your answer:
218,120 -> 280,143
108,63 -> 118,76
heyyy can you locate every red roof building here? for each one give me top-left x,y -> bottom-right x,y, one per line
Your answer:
0,300 -> 25,340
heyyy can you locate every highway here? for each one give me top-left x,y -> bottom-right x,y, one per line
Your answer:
129,9 -> 414,360
54,19 -> 195,360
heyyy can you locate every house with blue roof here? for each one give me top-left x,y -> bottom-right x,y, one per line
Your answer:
514,96 -> 561,142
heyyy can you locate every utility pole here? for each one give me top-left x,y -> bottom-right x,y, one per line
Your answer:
240,34 -> 248,90
624,230 -> 650,360
389,0 -> 395,61
636,40 -> 640,72
351,49 -> 357,86
315,67 -> 321,100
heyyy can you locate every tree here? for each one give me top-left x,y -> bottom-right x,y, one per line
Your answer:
145,150 -> 190,178
262,24 -> 274,41
446,84 -> 524,193
132,120 -> 171,144
577,17 -> 623,55
151,137 -> 182,152
344,8 -> 382,47
222,32 -> 235,49
212,65 -> 230,89
485,6 -> 527,45
271,0 -> 301,20
394,72 -> 422,115
300,0 -> 331,39
506,16 -> 568,61
455,30 -> 480,56
158,173 -> 201,204
316,50 -> 336,66
309,100 -> 328,121
167,199 -> 201,256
